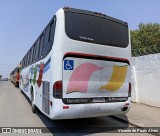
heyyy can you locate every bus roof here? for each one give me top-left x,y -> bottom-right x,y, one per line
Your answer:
63,7 -> 128,26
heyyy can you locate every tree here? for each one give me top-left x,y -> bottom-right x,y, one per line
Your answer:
131,23 -> 160,49
0,75 -> 2,79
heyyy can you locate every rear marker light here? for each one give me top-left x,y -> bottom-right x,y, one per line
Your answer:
125,103 -> 129,106
50,101 -> 53,106
63,106 -> 69,109
53,81 -> 62,99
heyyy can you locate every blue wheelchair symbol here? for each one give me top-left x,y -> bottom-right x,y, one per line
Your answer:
64,60 -> 74,70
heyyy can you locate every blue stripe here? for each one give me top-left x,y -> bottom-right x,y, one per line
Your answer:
43,63 -> 50,73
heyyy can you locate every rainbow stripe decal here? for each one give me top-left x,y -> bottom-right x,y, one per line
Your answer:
22,57 -> 51,90
99,65 -> 128,92
67,63 -> 104,94
67,63 -> 128,94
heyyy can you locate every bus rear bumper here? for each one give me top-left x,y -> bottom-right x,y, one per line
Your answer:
50,99 -> 131,120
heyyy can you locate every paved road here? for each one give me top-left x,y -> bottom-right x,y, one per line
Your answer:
0,81 -> 152,136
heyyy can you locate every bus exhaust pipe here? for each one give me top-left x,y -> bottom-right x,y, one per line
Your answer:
121,106 -> 128,112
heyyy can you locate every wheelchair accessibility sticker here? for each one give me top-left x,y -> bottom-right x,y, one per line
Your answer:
64,60 -> 74,70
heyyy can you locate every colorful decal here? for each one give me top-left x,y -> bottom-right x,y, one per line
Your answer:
29,66 -> 34,84
37,63 -> 44,87
99,65 -> 128,92
64,60 -> 74,70
43,58 -> 51,73
22,57 -> 51,89
21,72 -> 29,92
67,63 -> 104,94
33,65 -> 38,85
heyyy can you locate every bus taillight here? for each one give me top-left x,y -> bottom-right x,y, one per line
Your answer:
53,81 -> 62,99
128,83 -> 131,97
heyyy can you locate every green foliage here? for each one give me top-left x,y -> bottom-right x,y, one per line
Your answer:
131,23 -> 160,56
0,75 -> 2,79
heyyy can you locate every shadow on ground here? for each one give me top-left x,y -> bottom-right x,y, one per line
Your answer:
37,111 -> 129,136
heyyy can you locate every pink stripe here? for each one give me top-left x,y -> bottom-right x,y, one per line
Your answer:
67,63 -> 103,93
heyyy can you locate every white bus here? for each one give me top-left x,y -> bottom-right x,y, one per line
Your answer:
19,7 -> 131,119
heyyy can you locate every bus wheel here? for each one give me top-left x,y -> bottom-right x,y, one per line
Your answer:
31,90 -> 37,113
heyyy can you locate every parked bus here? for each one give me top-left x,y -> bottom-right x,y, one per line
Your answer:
19,7 -> 131,119
15,65 -> 20,87
10,66 -> 20,87
10,70 -> 15,83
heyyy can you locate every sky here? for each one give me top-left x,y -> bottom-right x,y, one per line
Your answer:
0,0 -> 159,78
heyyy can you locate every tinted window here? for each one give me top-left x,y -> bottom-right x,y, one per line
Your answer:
42,17 -> 56,56
24,57 -> 26,67
35,39 -> 40,60
26,53 -> 29,66
42,41 -> 52,56
44,26 -> 50,45
49,18 -> 56,42
22,59 -> 24,68
65,12 -> 129,48
28,52 -> 31,65
32,44 -> 36,62
38,34 -> 44,58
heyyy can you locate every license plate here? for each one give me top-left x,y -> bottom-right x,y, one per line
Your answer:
92,98 -> 105,103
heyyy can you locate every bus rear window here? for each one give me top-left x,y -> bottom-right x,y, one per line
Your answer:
65,12 -> 129,48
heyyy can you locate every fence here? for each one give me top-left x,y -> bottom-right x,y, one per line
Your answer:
132,45 -> 160,57
131,53 -> 160,107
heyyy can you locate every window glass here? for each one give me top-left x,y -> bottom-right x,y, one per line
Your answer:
44,26 -> 50,45
32,44 -> 36,62
42,17 -> 56,56
35,39 -> 40,60
49,18 -> 56,42
65,12 -> 129,48
38,34 -> 44,58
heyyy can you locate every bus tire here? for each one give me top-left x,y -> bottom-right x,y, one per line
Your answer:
15,83 -> 19,88
31,102 -> 37,113
31,89 -> 37,114
20,89 -> 23,94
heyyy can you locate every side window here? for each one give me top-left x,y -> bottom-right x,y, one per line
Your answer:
26,54 -> 28,66
42,16 -> 56,56
38,34 -> 44,58
28,49 -> 31,65
21,16 -> 56,68
44,26 -> 50,45
28,52 -> 30,66
25,54 -> 27,66
49,17 -> 56,42
23,59 -> 25,68
24,56 -> 26,67
21,60 -> 23,68
35,39 -> 40,60
32,44 -> 36,62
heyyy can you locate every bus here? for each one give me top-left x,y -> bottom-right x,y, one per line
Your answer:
10,70 -> 15,83
19,7 -> 131,119
10,66 -> 20,87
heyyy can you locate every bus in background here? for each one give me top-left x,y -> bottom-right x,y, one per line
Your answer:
15,65 -> 20,87
19,7 -> 131,120
10,67 -> 17,84
10,66 -> 20,87
10,70 -> 15,83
